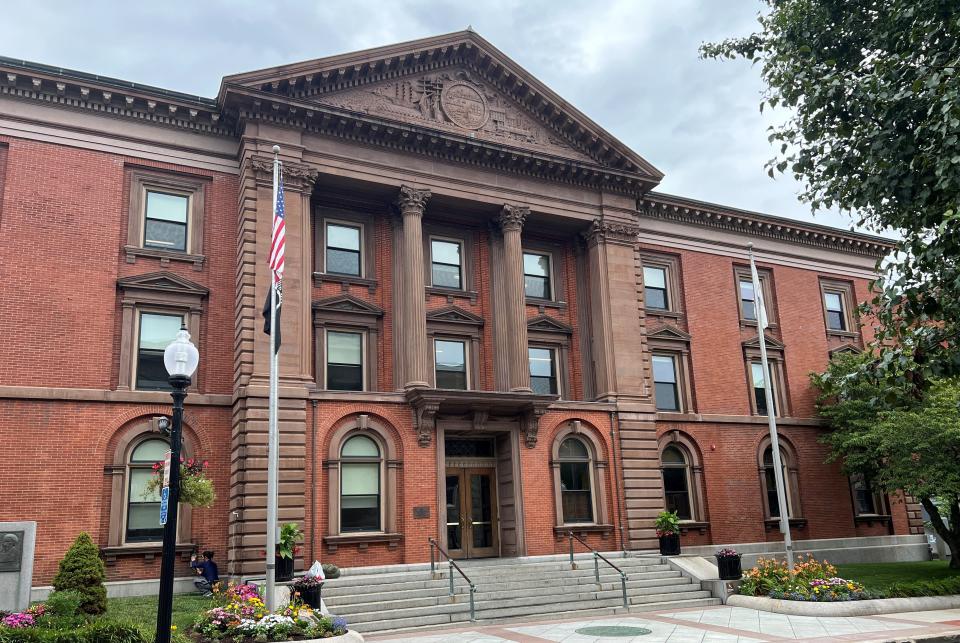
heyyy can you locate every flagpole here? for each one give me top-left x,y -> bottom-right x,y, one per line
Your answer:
748,242 -> 794,568
265,145 -> 281,610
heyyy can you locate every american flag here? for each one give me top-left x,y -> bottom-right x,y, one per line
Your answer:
262,164 -> 284,352
269,166 -> 285,283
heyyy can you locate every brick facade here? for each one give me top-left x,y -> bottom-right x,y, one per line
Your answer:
0,32 -> 918,588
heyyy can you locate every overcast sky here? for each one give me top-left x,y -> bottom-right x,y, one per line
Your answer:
4,0 -> 862,232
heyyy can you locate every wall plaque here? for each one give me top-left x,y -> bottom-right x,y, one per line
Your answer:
0,531 -> 23,572
412,506 -> 431,519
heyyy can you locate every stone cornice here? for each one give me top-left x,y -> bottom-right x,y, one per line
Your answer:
0,56 -> 230,136
640,193 -> 893,257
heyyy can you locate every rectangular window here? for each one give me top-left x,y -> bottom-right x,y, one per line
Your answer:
326,223 -> 362,276
326,330 -> 364,391
851,475 -> 883,516
523,252 -> 552,300
824,291 -> 847,331
652,354 -> 680,411
340,462 -> 380,532
143,191 -> 188,252
126,468 -> 163,541
751,362 -> 777,416
136,312 -> 184,390
431,239 -> 463,289
435,339 -> 468,390
560,462 -> 593,523
644,266 -> 669,310
529,347 -> 557,395
740,278 -> 757,321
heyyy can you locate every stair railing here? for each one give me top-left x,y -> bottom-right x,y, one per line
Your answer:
428,538 -> 477,621
567,531 -> 629,609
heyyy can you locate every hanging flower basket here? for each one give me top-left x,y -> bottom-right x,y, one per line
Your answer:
143,457 -> 216,508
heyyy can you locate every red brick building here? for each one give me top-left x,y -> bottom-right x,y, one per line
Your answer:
0,31 -> 923,592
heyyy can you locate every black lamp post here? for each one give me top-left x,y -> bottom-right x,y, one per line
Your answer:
155,325 -> 199,643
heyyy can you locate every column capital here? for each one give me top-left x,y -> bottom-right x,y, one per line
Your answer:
498,204 -> 529,232
582,218 -> 640,246
396,185 -> 432,215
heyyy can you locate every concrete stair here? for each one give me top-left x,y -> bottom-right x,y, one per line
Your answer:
322,552 -> 720,634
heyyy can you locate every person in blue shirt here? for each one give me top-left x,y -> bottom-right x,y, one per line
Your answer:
190,550 -> 219,596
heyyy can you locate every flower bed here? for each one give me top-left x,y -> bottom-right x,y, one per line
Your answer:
0,593 -> 148,643
190,582 -> 348,642
739,555 -> 879,602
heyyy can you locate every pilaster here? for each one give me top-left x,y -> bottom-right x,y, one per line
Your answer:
498,204 -> 532,392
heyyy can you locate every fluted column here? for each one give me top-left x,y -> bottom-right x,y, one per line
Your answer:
396,185 -> 432,389
498,204 -> 531,392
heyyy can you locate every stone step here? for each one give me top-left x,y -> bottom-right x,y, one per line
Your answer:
331,593 -> 462,615
452,569 -> 682,594
322,585 -> 453,603
434,562 -> 673,582
341,601 -> 466,625
321,574 -> 440,592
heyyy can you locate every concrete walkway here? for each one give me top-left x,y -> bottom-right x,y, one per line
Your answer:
366,605 -> 960,642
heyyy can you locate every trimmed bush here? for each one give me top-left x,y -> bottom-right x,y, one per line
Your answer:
321,563 -> 341,579
51,534 -> 107,616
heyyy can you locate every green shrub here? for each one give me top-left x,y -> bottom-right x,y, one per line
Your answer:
44,591 -> 84,618
0,620 -> 146,643
884,576 -> 960,598
51,534 -> 107,616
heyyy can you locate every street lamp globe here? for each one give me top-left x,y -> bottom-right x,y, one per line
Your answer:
163,325 -> 200,378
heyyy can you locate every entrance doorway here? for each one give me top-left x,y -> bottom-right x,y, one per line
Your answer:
445,467 -> 498,558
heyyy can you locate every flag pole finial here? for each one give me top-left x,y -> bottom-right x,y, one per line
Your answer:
747,241 -> 754,250
272,144 -> 280,154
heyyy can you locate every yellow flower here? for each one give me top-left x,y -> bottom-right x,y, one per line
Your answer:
171,625 -> 178,631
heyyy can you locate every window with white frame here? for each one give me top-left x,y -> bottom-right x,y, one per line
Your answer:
434,339 -> 468,389
340,435 -> 381,532
135,312 -> 184,391
430,239 -> 463,289
529,346 -> 558,395
558,437 -> 593,523
652,354 -> 680,411
326,330 -> 364,391
523,252 -> 552,300
143,191 -> 189,252
125,438 -> 168,542
325,222 -> 362,276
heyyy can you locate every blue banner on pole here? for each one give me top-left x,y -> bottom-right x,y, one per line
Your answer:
159,486 -> 170,525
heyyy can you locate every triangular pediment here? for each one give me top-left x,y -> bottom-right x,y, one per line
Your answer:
426,305 -> 484,325
742,334 -> 785,350
116,271 -> 209,296
648,325 -> 691,341
829,343 -> 863,357
221,30 -> 662,181
527,314 -> 572,334
312,294 -> 383,316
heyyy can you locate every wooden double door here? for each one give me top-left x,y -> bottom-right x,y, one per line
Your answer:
445,466 -> 499,559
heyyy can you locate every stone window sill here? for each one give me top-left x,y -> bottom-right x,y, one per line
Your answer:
527,297 -> 568,311
740,320 -> 779,330
554,524 -> 614,537
123,245 -> 205,270
827,329 -> 860,340
764,518 -> 807,531
313,272 -> 378,294
854,514 -> 892,526
101,543 -> 195,565
645,309 -> 684,319
323,532 -> 402,552
426,287 -> 479,304
679,521 -> 710,535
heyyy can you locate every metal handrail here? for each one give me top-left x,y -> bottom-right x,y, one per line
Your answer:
428,538 -> 477,621
567,531 -> 629,609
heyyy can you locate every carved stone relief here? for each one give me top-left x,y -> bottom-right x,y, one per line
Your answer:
314,68 -> 593,162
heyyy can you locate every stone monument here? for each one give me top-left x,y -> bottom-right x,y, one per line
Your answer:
0,521 -> 36,612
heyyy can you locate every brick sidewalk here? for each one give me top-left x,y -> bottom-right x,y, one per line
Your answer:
366,605 -> 960,642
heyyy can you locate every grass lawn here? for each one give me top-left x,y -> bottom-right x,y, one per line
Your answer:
836,560 -> 960,591
106,593 -> 211,637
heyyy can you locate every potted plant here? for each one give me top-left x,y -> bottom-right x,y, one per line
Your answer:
144,457 -> 215,508
292,574 -> 324,609
276,523 -> 303,582
715,548 -> 743,580
655,510 -> 681,556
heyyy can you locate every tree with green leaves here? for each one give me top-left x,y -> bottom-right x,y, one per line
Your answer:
702,1 -> 960,391
813,354 -> 960,567
52,532 -> 107,615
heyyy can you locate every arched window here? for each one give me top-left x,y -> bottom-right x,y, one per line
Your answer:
661,446 -> 692,520
759,442 -> 802,520
340,435 -> 381,532
126,438 -> 169,542
558,438 -> 593,523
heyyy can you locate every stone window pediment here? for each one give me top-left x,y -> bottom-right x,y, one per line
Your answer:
648,325 -> 691,342
527,314 -> 572,335
742,334 -> 785,352
312,294 -> 384,317
426,305 -> 484,326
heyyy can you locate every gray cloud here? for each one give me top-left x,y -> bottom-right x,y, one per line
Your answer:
3,0 -> 861,232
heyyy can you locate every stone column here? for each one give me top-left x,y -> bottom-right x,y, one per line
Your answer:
498,205 -> 531,392
396,185 -> 431,389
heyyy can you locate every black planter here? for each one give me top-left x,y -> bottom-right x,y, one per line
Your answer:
297,583 -> 324,609
275,556 -> 294,582
716,555 -> 743,580
658,533 -> 681,556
